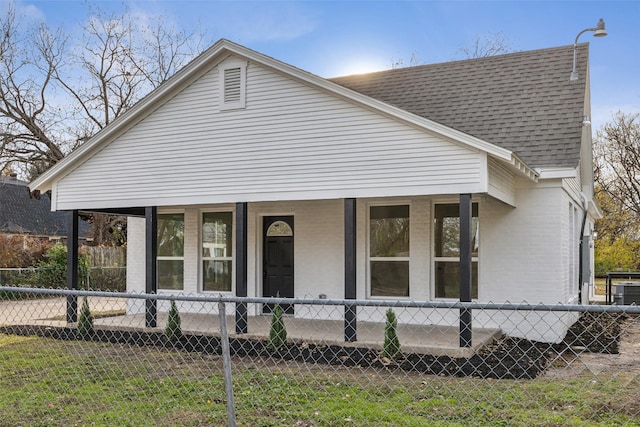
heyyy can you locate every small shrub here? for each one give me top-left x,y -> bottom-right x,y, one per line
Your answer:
35,243 -> 90,288
77,297 -> 94,337
382,308 -> 401,361
267,302 -> 287,351
165,300 -> 182,343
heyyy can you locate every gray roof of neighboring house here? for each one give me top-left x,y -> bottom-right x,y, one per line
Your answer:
330,44 -> 589,169
0,175 -> 90,237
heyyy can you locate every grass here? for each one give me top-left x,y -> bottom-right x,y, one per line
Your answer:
0,334 -> 639,426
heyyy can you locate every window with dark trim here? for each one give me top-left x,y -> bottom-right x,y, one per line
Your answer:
369,205 -> 410,297
202,211 -> 233,292
157,213 -> 184,290
434,203 -> 479,299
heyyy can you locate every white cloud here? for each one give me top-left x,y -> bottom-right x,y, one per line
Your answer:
1,1 -> 46,24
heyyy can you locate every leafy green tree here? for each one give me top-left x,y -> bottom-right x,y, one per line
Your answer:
594,238 -> 640,276
36,242 -> 89,288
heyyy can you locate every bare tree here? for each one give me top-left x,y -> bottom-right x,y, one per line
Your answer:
391,32 -> 513,70
594,111 -> 640,220
0,4 -> 206,178
455,31 -> 512,59
0,6 -> 68,177
391,51 -> 421,69
0,3 -> 207,245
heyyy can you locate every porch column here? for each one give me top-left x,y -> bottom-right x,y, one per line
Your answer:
66,210 -> 79,323
344,198 -> 357,342
235,202 -> 248,334
145,206 -> 157,328
459,194 -> 472,347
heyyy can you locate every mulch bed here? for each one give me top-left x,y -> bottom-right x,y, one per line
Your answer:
0,312 -> 624,380
562,311 -> 625,353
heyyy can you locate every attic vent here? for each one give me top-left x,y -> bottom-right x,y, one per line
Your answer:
224,68 -> 241,103
219,60 -> 246,110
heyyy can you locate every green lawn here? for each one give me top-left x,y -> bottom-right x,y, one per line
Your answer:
0,334 -> 638,426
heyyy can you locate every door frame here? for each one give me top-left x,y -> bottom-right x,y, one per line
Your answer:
260,214 -> 295,313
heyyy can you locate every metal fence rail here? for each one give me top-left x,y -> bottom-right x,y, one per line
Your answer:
0,286 -> 639,426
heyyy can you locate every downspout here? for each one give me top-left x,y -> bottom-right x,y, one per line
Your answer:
578,193 -> 589,302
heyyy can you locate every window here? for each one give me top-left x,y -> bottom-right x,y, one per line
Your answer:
434,203 -> 479,299
369,205 -> 410,297
157,213 -> 184,290
219,61 -> 246,110
202,211 -> 233,292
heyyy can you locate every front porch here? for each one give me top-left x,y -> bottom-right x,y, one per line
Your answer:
64,195 -> 482,351
93,310 -> 500,358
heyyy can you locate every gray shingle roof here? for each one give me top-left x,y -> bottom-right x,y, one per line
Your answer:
0,176 -> 90,237
330,44 -> 589,168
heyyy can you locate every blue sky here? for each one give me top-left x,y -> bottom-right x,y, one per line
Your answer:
7,0 -> 640,131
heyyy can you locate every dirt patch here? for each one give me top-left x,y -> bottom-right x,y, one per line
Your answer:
544,313 -> 640,379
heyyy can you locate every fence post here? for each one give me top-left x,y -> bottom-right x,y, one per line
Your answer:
218,301 -> 237,427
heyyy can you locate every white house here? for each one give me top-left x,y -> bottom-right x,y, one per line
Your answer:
29,39 -> 600,344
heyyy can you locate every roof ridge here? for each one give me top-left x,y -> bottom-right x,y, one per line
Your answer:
330,43 -> 587,80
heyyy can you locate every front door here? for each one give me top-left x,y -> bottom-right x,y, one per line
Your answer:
263,216 -> 294,314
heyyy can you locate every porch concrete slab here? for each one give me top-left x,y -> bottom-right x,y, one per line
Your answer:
95,312 -> 501,358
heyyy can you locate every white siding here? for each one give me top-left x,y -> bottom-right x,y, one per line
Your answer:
55,59 -> 484,210
481,183 -> 566,304
487,158 -> 516,206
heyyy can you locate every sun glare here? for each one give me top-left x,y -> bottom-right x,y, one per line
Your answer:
337,58 -> 388,77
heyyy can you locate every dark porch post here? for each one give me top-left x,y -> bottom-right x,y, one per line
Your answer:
145,206 -> 157,328
235,202 -> 248,334
459,194 -> 473,347
66,210 -> 79,323
344,198 -> 357,342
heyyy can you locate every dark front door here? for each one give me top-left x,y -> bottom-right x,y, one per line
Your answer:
263,216 -> 294,314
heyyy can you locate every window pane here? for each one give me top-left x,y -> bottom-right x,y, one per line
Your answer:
158,214 -> 184,257
203,260 -> 232,292
434,261 -> 478,299
435,204 -> 478,257
371,261 -> 409,297
203,212 -> 233,257
158,259 -> 184,290
370,205 -> 409,257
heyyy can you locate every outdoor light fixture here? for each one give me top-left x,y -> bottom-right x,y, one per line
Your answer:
570,18 -> 607,81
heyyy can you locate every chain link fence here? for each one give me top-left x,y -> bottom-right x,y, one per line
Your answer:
0,286 -> 638,426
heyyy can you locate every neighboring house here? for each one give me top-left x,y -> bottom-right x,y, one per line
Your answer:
29,39 -> 600,343
0,174 -> 90,242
